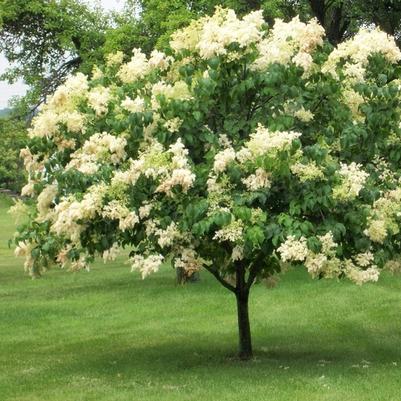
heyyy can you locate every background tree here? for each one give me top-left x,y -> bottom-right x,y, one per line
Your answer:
121,0 -> 401,50
0,0 -> 108,113
14,8 -> 401,360
306,0 -> 401,46
0,115 -> 27,191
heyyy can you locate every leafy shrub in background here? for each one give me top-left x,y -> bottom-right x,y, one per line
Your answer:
0,117 -> 27,191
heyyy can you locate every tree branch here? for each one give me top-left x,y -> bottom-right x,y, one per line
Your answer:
28,56 -> 82,115
308,0 -> 326,26
204,265 -> 236,293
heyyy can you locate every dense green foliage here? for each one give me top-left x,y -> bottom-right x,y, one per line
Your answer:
0,117 -> 27,191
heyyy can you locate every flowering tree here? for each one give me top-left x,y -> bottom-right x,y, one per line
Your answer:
13,8 -> 401,360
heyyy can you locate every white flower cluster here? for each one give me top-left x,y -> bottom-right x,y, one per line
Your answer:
130,254 -> 164,279
170,8 -> 264,59
51,184 -> 108,243
278,233 -> 320,274
213,219 -> 244,243
70,255 -> 90,272
242,168 -> 271,191
213,147 -> 236,173
164,117 -> 183,133
365,219 -> 388,244
332,162 -> 369,201
253,17 -> 325,73
319,232 -> 337,256
102,200 -> 139,231
364,188 -> 401,243
206,175 -> 233,215
291,161 -> 325,182
155,222 -> 181,248
237,124 -> 301,162
344,258 -> 380,286
118,49 -> 172,84
102,243 -> 120,263
48,72 -> 89,112
14,241 -> 36,274
277,235 -> 309,262
304,232 -> 340,278
20,179 -> 36,197
155,139 -> 195,196
20,147 -> 42,175
29,109 -> 60,139
121,96 -> 145,113
67,132 -> 127,174
342,88 -> 365,122
151,80 -> 192,110
278,232 -> 379,284
56,245 -> 73,269
106,51 -> 124,67
323,28 -> 401,81
36,183 -> 58,221
138,202 -> 153,219
373,156 -> 397,183
111,141 -> 168,185
110,139 -> 195,197
118,48 -> 149,83
384,258 -> 401,275
353,251 -> 374,268
284,102 -> 314,122
294,107 -> 314,122
198,9 -> 264,59
29,73 -> 89,140
88,86 -> 111,116
51,197 -> 86,243
174,248 -> 206,275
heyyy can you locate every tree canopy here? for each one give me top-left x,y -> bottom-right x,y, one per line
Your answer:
0,0 -> 108,112
13,7 -> 401,359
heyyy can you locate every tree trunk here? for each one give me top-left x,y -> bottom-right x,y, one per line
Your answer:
235,263 -> 253,360
204,262 -> 253,359
236,289 -> 253,360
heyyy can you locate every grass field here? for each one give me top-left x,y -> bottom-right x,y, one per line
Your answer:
1,194 -> 401,401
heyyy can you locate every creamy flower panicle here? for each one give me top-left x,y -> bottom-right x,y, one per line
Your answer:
277,232 -> 379,284
253,16 -> 325,73
171,8 -> 264,59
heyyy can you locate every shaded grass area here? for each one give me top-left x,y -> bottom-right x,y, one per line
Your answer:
1,194 -> 401,400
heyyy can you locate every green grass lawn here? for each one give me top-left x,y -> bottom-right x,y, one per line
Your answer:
1,194 -> 401,401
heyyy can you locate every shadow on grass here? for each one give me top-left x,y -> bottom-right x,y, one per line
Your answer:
45,321 -> 401,381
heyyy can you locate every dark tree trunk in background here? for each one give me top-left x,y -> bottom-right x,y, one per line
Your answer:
176,267 -> 200,284
244,0 -> 262,11
235,264 -> 253,360
308,0 -> 349,45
